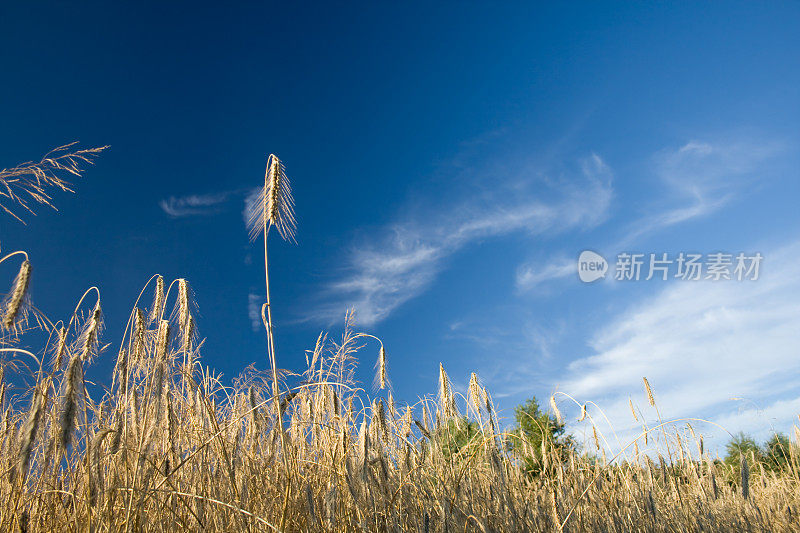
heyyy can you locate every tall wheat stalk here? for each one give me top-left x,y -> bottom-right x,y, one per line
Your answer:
246,153 -> 296,528
247,153 -> 296,413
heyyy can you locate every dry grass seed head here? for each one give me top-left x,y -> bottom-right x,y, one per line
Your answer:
150,275 -> 164,324
60,355 -> 82,449
79,301 -> 103,362
629,398 -> 638,421
643,377 -> 655,407
132,308 -> 145,361
0,143 -> 106,222
550,395 -> 562,424
377,345 -> 387,390
2,259 -> 31,331
246,154 -> 297,243
468,373 -> 482,414
53,326 -> 68,371
15,381 -> 47,481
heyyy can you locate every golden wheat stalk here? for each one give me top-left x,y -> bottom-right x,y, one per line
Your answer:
247,153 -> 298,531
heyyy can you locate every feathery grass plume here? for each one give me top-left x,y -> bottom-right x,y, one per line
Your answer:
175,279 -> 194,349
53,326 -> 68,371
375,399 -> 388,444
60,354 -> 82,449
177,278 -> 190,326
248,386 -> 259,419
181,314 -> 195,357
149,275 -> 164,324
629,398 -> 638,421
2,259 -> 31,331
331,388 -> 340,417
550,395 -> 562,424
109,410 -> 124,454
376,345 -> 387,390
0,143 -> 107,223
132,308 -> 145,362
386,390 -> 395,418
643,377 -> 655,407
468,373 -> 482,414
592,425 -> 600,451
113,348 -> 128,393
400,406 -> 412,438
79,301 -> 103,362
15,382 -> 47,481
164,391 -> 176,455
357,418 -> 369,482
438,363 -> 454,420
152,320 -> 171,408
155,319 -> 170,361
246,154 -> 297,243
577,404 -> 587,422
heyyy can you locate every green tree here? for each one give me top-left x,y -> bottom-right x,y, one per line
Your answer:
724,433 -> 762,465
509,396 -> 575,477
723,432 -> 763,483
763,433 -> 792,473
438,417 -> 482,460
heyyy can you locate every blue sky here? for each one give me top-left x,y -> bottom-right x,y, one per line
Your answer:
2,2 -> 799,454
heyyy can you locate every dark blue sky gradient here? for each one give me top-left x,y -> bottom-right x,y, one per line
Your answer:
2,3 -> 799,441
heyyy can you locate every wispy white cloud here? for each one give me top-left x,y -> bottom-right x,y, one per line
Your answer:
620,138 -> 783,245
514,138 -> 785,295
248,292 -> 262,332
558,240 -> 800,453
515,257 -> 575,292
310,154 -> 614,326
159,192 -> 233,218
